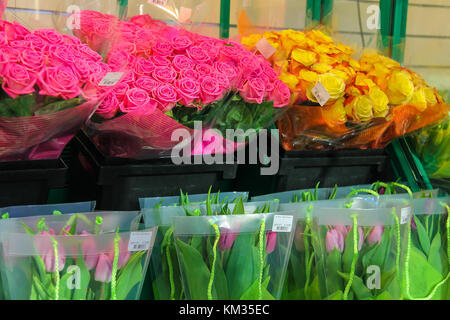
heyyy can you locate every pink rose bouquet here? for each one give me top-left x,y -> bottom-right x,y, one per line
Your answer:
72,11 -> 291,158
0,19 -> 113,161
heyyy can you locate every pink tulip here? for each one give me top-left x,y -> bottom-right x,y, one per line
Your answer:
265,232 -> 277,254
367,225 -> 384,245
35,230 -> 66,272
411,217 -> 417,231
218,229 -> 238,251
326,229 -> 344,253
95,253 -> 112,283
80,231 -> 99,270
358,226 -> 364,251
107,238 -> 131,269
334,225 -> 349,238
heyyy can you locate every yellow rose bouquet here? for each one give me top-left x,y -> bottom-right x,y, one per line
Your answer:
239,11 -> 449,150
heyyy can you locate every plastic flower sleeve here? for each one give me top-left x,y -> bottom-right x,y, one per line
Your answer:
172,212 -> 296,300
0,201 -> 96,218
312,205 -> 412,300
0,227 -> 157,300
0,4 -> 125,161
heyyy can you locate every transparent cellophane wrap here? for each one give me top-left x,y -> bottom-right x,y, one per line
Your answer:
142,199 -> 278,300
172,212 -> 295,300
0,211 -> 157,300
411,117 -> 450,180
237,7 -> 450,150
0,1 -> 125,161
64,2 -> 290,159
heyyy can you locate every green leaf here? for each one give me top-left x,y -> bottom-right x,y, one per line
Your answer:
21,222 -> 36,235
324,290 -> 343,300
376,290 -> 394,300
337,272 -> 373,300
59,272 -> 74,300
72,250 -> 91,300
232,197 -> 245,215
0,94 -> 34,117
206,237 -> 228,300
428,233 -> 446,275
415,217 -> 431,256
34,97 -> 82,115
239,276 -> 274,300
175,238 -> 211,300
116,251 -> 146,300
325,249 -> 344,294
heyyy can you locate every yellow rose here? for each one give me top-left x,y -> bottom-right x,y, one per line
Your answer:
299,69 -> 318,83
337,42 -> 354,55
346,85 -> 362,97
410,87 -> 427,112
349,59 -> 361,71
369,86 -> 389,117
319,54 -> 337,65
308,30 -> 333,44
355,73 -> 376,89
311,63 -> 332,74
323,97 -> 347,126
349,96 -> 374,122
423,87 -> 438,105
319,73 -> 346,100
279,72 -> 299,90
386,70 -> 414,105
329,69 -> 350,83
241,34 -> 263,49
291,48 -> 317,67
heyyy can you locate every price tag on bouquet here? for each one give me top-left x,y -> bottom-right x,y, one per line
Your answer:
99,72 -> 124,86
256,38 -> 276,59
272,215 -> 294,233
128,231 -> 153,251
311,81 -> 331,106
400,207 -> 412,225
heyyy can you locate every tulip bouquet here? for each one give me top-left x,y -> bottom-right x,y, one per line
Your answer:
143,193 -> 278,300
0,18 -> 114,161
0,212 -> 156,300
172,212 -> 295,300
239,20 -> 449,150
67,10 -> 291,158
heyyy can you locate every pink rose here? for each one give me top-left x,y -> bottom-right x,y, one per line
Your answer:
113,42 -> 137,55
172,55 -> 195,72
180,68 -> 200,80
260,74 -> 275,94
219,44 -> 241,63
150,55 -> 171,67
120,71 -> 136,84
122,88 -> 158,114
153,84 -> 179,111
269,80 -> 291,108
171,35 -> 193,52
11,22 -> 31,40
97,92 -> 119,119
0,51 -> 8,75
20,49 -> 44,71
77,45 -> 103,62
49,45 -> 76,66
33,29 -> 64,44
195,63 -> 214,76
81,73 -> 106,100
214,62 -> 238,80
24,34 -> 47,51
176,77 -> 200,106
199,41 -> 220,61
1,63 -> 37,98
0,47 -> 20,63
136,76 -> 161,93
239,55 -> 263,78
152,66 -> 177,83
135,29 -> 155,54
263,63 -> 279,80
200,76 -> 222,104
113,82 -> 129,99
239,77 -> 266,104
38,66 -> 81,100
134,57 -> 156,76
214,73 -> 230,91
72,59 -> 93,81
9,40 -> 30,49
107,50 -> 135,71
152,40 -> 174,56
62,34 -> 82,46
0,31 -> 7,46
186,46 -> 210,63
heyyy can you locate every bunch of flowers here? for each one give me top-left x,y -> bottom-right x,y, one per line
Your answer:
241,28 -> 449,150
0,18 -> 111,160
68,11 -> 291,157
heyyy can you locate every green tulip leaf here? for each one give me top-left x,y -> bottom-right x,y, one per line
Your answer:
428,233 -> 446,275
239,276 -> 274,300
206,237 -> 228,300
375,290 -> 394,300
116,251 -> 145,300
324,290 -> 343,300
72,250 -> 91,300
337,272 -> 373,300
414,217 -> 431,256
325,249 -> 344,294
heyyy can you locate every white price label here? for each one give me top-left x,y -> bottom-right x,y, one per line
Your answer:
272,215 -> 293,233
400,207 -> 411,225
99,72 -> 124,86
311,81 -> 331,106
148,0 -> 168,6
128,231 -> 153,252
256,38 -> 276,59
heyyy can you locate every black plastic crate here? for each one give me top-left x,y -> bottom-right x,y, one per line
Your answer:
69,131 -> 238,210
0,159 -> 68,207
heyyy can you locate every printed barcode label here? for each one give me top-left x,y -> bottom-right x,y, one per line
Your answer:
256,38 -> 276,59
148,0 -> 168,6
311,81 -> 331,106
272,215 -> 293,233
400,207 -> 411,224
128,231 -> 153,252
99,72 -> 124,86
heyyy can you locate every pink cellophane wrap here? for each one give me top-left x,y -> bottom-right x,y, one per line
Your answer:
0,100 -> 98,161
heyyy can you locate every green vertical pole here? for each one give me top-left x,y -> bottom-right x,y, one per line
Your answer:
118,0 -> 128,20
379,0 -> 394,56
321,0 -> 334,26
306,0 -> 321,28
220,0 -> 230,39
392,0 -> 408,63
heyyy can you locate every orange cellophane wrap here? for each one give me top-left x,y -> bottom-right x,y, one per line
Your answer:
279,103 -> 450,150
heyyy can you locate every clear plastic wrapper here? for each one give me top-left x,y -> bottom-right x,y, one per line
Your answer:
62,5 -> 291,159
0,227 -> 157,300
312,204 -> 412,300
172,212 -> 295,300
0,1 -> 124,161
142,199 -> 278,300
139,191 -> 249,209
0,201 -> 96,218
